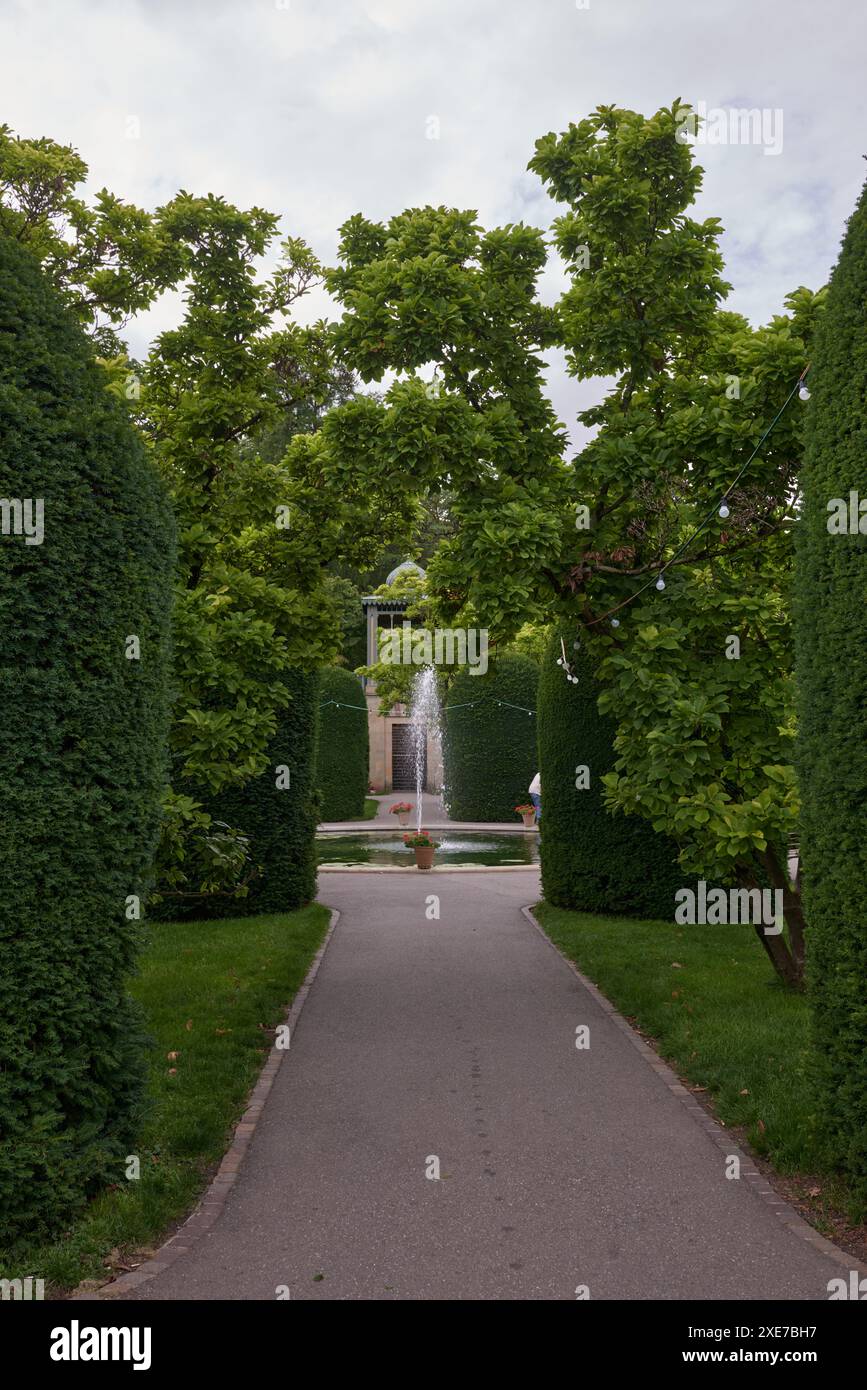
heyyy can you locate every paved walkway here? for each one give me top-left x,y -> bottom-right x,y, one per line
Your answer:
368,790 -> 447,824
120,870 -> 850,1301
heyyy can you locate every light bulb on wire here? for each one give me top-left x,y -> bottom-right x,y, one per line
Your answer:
656,576 -> 666,592
610,617 -> 620,628
718,502 -> 730,519
798,383 -> 810,401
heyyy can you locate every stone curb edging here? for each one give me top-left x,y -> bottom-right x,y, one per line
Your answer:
319,864 -> 539,874
74,907 -> 342,1301
318,823 -> 538,834
520,904 -> 867,1283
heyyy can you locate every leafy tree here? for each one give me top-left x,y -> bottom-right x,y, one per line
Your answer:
326,205 -> 572,631
795,180 -> 867,1199
323,573 -> 368,669
0,126 -> 423,902
325,104 -> 825,986
528,105 -> 822,987
356,567 -> 433,712
0,124 -> 185,352
0,235 -> 175,1243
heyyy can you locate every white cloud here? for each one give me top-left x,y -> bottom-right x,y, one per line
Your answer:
2,0 -> 864,441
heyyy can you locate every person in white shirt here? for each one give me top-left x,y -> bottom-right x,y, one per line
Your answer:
529,771 -> 541,822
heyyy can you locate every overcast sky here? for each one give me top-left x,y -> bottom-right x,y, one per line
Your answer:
2,0 -> 865,445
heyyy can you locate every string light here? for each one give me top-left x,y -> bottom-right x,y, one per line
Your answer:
610,617 -> 620,628
585,364 -> 810,630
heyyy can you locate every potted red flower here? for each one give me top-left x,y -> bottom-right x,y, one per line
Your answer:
515,802 -> 537,829
403,828 -> 438,870
390,800 -> 413,827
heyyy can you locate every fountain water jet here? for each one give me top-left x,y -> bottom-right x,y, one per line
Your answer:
408,665 -> 443,831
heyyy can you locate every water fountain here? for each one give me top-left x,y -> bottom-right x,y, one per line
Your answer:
408,665 -> 443,831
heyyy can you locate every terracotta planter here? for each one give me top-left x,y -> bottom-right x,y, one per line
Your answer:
414,845 -> 435,870
398,812 -> 410,827
521,812 -> 536,829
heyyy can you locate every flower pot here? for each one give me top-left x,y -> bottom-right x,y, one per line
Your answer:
398,812 -> 410,827
414,845 -> 435,870
521,812 -> 536,829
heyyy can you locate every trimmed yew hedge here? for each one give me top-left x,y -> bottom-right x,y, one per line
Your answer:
443,655 -> 539,821
795,179 -> 867,1202
538,626 -> 686,918
317,666 -> 369,820
0,236 -> 176,1246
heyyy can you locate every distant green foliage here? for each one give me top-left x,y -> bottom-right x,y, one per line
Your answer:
538,627 -> 686,917
0,235 -> 175,1246
443,656 -> 539,821
795,179 -> 867,1206
317,667 -> 369,820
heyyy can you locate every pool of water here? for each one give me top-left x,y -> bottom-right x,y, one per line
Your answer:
316,830 -> 540,869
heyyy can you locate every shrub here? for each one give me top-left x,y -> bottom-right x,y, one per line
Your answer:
795,179 -> 867,1203
443,655 -> 539,821
537,626 -> 686,917
163,669 -> 320,920
317,666 -> 369,820
0,235 -> 176,1245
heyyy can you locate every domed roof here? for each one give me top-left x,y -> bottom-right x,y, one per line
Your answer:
386,560 -> 426,586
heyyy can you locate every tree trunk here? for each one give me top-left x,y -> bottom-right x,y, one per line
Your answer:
737,860 -> 804,990
757,846 -> 806,982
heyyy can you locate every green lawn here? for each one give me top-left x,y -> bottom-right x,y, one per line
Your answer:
534,902 -> 820,1178
2,904 -> 330,1294
361,797 -> 379,819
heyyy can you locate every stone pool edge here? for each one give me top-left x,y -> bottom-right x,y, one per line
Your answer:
318,864 -> 540,874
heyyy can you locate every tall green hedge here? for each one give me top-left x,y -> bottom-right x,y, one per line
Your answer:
795,180 -> 867,1202
538,626 -> 686,918
166,669 -> 320,920
317,666 -> 369,820
0,236 -> 176,1246
443,655 -> 539,821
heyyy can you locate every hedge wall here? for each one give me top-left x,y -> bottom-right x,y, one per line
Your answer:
165,668 -> 320,920
317,666 -> 369,820
538,626 -> 686,918
0,236 -> 176,1246
443,655 -> 539,821
795,180 -> 867,1200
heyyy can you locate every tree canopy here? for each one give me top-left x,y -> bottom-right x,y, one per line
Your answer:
324,101 -> 825,985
